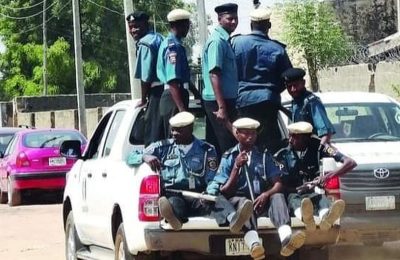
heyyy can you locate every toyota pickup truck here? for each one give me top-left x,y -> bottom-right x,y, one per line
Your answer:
61,99 -> 340,260
282,91 -> 400,246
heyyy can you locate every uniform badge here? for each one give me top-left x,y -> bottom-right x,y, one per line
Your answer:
325,146 -> 336,156
168,51 -> 177,64
207,158 -> 218,171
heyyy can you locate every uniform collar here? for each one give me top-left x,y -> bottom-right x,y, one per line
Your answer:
294,90 -> 311,103
215,25 -> 231,40
251,30 -> 268,38
168,32 -> 182,43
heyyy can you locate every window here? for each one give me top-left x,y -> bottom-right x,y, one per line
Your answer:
84,112 -> 112,159
103,110 -> 126,157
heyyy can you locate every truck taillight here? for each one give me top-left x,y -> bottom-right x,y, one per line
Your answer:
16,152 -> 30,167
139,175 -> 160,221
325,176 -> 339,189
325,176 -> 340,200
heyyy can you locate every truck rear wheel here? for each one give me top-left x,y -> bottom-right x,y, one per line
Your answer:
65,211 -> 83,260
115,223 -> 134,260
115,223 -> 158,260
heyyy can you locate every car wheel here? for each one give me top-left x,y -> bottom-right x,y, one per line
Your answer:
7,176 -> 21,206
0,185 -> 7,204
65,211 -> 83,260
115,223 -> 134,260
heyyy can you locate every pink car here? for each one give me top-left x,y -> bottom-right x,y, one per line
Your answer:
0,128 -> 86,206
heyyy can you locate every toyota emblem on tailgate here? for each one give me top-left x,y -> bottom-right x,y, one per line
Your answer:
373,168 -> 390,179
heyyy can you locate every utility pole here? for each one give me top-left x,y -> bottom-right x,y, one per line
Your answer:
72,0 -> 87,137
123,0 -> 140,99
397,0 -> 400,33
42,0 -> 48,95
196,0 -> 207,49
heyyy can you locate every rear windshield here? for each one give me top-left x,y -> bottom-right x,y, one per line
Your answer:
325,102 -> 400,142
23,131 -> 86,148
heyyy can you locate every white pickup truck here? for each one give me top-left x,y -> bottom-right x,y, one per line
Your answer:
61,100 -> 339,260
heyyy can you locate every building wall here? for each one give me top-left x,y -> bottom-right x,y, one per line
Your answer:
319,62 -> 400,98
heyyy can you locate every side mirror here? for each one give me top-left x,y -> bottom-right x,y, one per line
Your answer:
60,140 -> 82,159
0,151 -> 4,159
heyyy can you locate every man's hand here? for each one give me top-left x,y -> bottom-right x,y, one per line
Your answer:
143,155 -> 161,172
296,177 -> 321,194
254,192 -> 269,214
135,99 -> 148,108
213,107 -> 227,123
234,151 -> 248,168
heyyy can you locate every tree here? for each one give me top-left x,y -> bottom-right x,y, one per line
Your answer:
282,0 -> 353,91
0,0 -> 187,99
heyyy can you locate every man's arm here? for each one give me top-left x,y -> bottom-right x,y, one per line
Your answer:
220,150 -> 248,197
320,156 -> 357,186
254,178 -> 282,213
210,69 -> 228,122
168,79 -> 186,112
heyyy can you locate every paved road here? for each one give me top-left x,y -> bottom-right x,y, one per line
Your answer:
0,200 -> 399,260
0,201 -> 64,260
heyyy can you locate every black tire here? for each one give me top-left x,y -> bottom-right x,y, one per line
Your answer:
65,211 -> 83,260
7,176 -> 21,206
115,223 -> 134,260
114,223 -> 158,260
0,185 -> 7,204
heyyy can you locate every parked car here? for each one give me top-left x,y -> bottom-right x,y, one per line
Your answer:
282,91 -> 400,246
0,128 -> 87,206
61,100 -> 337,260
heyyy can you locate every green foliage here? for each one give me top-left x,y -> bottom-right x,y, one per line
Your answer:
283,0 -> 354,91
0,0 -> 186,100
392,84 -> 400,98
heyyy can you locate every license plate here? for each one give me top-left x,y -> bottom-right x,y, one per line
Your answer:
365,196 -> 395,211
49,157 -> 66,166
225,238 -> 262,256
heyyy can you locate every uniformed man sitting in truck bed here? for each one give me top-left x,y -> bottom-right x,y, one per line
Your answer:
143,112 -> 251,232
275,121 -> 357,231
207,118 -> 306,259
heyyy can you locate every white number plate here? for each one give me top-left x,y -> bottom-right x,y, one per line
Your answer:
225,238 -> 262,256
365,196 -> 395,211
49,157 -> 66,166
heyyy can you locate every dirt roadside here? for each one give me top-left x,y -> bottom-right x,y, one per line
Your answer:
0,203 -> 64,260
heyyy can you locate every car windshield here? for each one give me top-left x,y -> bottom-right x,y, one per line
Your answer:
325,102 -> 400,142
0,133 -> 16,153
23,131 -> 85,148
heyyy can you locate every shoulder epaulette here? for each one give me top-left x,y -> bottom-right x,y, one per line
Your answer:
274,147 -> 289,158
229,34 -> 242,44
158,139 -> 174,147
201,140 -> 215,151
270,39 -> 287,48
222,147 -> 236,158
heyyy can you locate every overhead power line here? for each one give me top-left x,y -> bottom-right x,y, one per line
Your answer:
86,0 -> 123,16
0,1 -> 45,10
17,1 -> 71,35
0,1 -> 57,20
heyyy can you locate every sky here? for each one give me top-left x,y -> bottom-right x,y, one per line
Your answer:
203,0 -> 281,34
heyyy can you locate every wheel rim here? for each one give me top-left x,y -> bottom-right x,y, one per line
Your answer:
7,178 -> 11,203
117,239 -> 125,260
67,225 -> 76,260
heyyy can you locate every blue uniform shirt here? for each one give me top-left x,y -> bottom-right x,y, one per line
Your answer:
231,30 -> 292,108
292,91 -> 336,137
134,31 -> 164,83
207,144 -> 282,196
275,137 -> 345,189
157,33 -> 191,85
143,138 -> 218,192
202,26 -> 238,101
